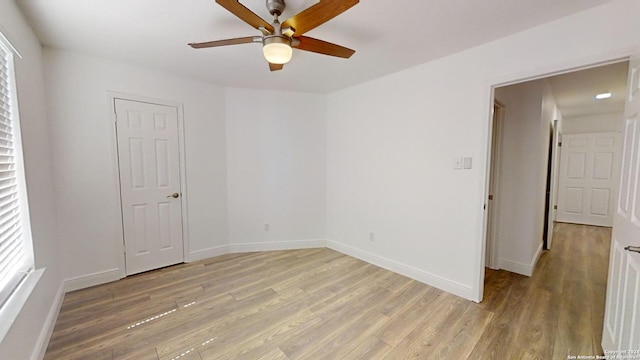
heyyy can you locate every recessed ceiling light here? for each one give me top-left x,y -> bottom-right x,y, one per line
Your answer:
595,92 -> 612,100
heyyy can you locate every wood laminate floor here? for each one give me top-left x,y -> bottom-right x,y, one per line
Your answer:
44,222 -> 610,359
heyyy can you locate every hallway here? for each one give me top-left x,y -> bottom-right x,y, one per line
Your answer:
477,222 -> 610,358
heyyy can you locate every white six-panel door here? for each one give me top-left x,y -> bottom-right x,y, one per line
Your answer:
115,99 -> 184,275
602,55 -> 640,353
556,132 -> 621,227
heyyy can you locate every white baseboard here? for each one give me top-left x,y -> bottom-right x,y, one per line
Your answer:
30,268 -> 121,359
31,282 -> 65,360
229,239 -> 327,253
63,268 -> 122,293
499,259 -> 533,276
327,240 -> 474,301
186,245 -> 230,262
499,242 -> 543,277
31,269 -> 125,358
532,242 -> 543,272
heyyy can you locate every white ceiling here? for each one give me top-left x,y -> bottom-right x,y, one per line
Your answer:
547,61 -> 628,118
17,0 -> 610,93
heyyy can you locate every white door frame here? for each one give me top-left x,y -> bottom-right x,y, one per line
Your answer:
485,101 -> 504,270
477,54 -> 630,302
108,92 -> 190,278
602,53 -> 640,352
547,120 -> 561,249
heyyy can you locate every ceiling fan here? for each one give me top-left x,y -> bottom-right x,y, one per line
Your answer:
188,0 -> 359,71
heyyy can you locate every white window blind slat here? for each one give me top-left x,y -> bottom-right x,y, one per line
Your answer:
0,236 -> 22,271
0,212 -> 20,236
0,172 -> 16,184
0,202 -> 19,222
0,35 -> 31,309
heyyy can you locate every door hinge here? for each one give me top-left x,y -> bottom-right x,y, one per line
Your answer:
625,245 -> 640,253
488,195 -> 494,200
554,205 -> 558,210
558,142 -> 562,147
483,204 -> 486,210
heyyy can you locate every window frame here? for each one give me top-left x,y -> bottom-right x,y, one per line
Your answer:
0,28 -> 41,343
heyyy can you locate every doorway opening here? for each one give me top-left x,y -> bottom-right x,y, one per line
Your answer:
481,58 -> 630,355
483,60 -> 627,277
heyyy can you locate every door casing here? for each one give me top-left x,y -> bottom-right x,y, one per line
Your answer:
546,119 -> 561,250
478,54 -> 631,302
485,101 -> 504,270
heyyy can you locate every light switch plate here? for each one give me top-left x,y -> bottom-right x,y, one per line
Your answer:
463,157 -> 472,169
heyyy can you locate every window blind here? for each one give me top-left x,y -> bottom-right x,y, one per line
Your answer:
0,39 -> 28,307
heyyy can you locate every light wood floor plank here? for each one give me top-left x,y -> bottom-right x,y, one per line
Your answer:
342,336 -> 393,360
256,347 -> 290,360
383,319 -> 444,359
209,311 -> 322,360
376,287 -> 441,347
45,223 -> 610,359
426,305 -> 494,360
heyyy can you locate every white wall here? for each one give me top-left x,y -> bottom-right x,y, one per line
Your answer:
562,112 -> 624,134
225,88 -> 326,251
493,79 -> 558,275
43,49 -> 228,282
326,0 -> 640,301
0,1 -> 61,358
327,59 -> 487,299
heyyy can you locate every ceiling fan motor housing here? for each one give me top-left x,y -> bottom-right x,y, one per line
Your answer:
266,0 -> 286,16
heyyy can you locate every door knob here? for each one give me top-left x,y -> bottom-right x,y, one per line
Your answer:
167,192 -> 180,199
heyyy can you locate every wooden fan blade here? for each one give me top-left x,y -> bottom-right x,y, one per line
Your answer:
293,36 -> 355,58
189,36 -> 259,49
282,0 -> 358,36
269,63 -> 284,71
216,0 -> 274,32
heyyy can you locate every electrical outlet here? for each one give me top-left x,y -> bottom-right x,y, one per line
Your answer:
369,232 -> 375,242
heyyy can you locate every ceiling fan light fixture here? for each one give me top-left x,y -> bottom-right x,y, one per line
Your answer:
263,36 -> 292,64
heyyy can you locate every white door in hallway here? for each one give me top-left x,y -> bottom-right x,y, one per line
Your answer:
602,56 -> 640,353
115,99 -> 184,275
556,132 -> 621,227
